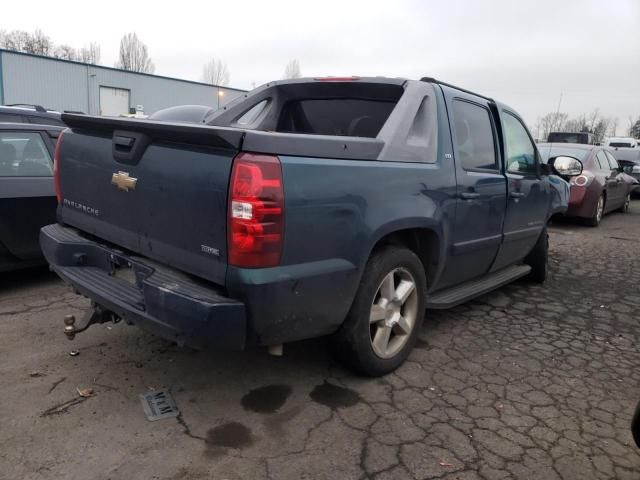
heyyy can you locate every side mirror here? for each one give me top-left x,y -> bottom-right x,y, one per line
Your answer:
549,156 -> 583,177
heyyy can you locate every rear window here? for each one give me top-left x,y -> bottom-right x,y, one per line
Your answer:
547,132 -> 590,144
0,113 -> 25,123
27,116 -> 64,126
277,99 -> 395,137
0,131 -> 53,177
609,142 -> 634,148
537,145 -> 590,163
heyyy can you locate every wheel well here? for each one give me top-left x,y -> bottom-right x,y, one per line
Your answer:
373,229 -> 440,286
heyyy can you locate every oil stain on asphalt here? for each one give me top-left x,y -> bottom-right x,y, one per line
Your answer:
205,422 -> 253,449
241,384 -> 292,414
309,381 -> 360,409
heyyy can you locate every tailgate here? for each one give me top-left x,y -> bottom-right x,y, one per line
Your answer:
57,114 -> 244,285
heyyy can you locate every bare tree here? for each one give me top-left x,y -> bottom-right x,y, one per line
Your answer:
116,33 -> 155,73
536,112 -> 568,141
25,29 -> 52,55
53,45 -> 79,61
0,29 -> 102,64
628,116 -> 640,138
284,59 -> 301,79
609,118 -> 618,137
79,42 -> 101,64
201,58 -> 230,86
0,30 -> 31,52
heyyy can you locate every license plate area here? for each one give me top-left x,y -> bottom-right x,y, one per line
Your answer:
113,264 -> 137,285
109,254 -> 150,287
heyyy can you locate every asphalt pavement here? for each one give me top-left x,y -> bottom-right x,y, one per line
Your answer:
1,202 -> 639,480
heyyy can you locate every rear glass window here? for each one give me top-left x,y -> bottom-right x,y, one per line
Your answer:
547,132 -> 589,144
0,113 -> 25,123
0,132 -> 53,177
277,99 -> 395,137
537,146 -> 590,163
609,142 -> 633,148
27,116 -> 64,126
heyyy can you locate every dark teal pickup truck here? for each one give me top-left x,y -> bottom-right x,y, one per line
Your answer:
41,77 -> 574,375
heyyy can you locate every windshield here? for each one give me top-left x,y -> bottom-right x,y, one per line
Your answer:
537,145 -> 590,163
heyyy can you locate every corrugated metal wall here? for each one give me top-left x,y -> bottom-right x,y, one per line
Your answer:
1,52 -> 89,113
0,50 -> 245,115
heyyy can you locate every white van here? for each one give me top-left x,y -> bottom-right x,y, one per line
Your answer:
606,136 -> 638,148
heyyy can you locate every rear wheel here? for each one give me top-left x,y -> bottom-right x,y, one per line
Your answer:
586,194 -> 605,227
525,227 -> 548,283
332,246 -> 426,377
619,193 -> 631,213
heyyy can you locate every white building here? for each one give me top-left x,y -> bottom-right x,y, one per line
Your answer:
0,49 -> 246,116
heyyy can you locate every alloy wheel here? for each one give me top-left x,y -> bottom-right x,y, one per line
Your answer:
596,196 -> 604,223
369,267 -> 419,359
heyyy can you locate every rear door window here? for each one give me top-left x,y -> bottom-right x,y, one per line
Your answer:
0,131 -> 53,177
451,99 -> 497,170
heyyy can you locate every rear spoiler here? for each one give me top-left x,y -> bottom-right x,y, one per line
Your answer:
62,113 -> 385,161
61,113 -> 245,150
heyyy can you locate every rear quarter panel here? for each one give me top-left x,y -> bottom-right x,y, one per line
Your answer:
227,156 -> 457,345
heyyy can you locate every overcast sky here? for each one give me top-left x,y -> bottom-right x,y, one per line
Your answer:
4,0 -> 640,133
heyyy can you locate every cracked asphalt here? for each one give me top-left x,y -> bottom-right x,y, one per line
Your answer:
1,202 -> 639,480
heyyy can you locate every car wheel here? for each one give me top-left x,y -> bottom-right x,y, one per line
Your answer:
619,193 -> 631,213
586,194 -> 605,227
525,227 -> 548,283
332,245 -> 426,377
632,399 -> 640,448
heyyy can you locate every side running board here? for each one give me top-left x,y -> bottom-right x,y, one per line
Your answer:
426,264 -> 531,309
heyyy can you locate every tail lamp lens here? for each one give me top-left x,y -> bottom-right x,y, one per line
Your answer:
53,130 -> 66,204
571,174 -> 590,187
228,153 -> 284,267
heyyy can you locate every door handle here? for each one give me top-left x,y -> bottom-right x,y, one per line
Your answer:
510,192 -> 525,198
460,192 -> 480,200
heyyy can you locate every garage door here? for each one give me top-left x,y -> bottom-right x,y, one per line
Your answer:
99,87 -> 130,116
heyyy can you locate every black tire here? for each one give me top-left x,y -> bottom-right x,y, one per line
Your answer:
632,400 -> 640,448
524,227 -> 548,283
332,245 -> 426,377
586,194 -> 605,227
619,193 -> 631,213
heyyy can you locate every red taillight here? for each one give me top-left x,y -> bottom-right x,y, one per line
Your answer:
228,152 -> 284,267
53,130 -> 66,204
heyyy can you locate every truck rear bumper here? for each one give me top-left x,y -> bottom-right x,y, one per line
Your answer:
40,224 -> 246,350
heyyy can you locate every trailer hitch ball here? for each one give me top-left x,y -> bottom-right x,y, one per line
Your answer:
64,314 -> 76,340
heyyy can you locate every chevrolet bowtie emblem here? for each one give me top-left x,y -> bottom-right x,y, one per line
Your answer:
111,171 -> 137,192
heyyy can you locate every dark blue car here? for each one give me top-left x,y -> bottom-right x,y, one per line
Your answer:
0,122 -> 63,271
41,77 -> 574,375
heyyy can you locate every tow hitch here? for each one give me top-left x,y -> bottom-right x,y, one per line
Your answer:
63,304 -> 118,340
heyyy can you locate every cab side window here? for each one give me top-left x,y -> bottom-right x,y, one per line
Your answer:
604,151 -> 619,170
596,151 -> 609,170
503,112 -> 538,175
451,100 -> 498,170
